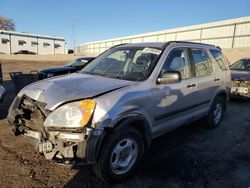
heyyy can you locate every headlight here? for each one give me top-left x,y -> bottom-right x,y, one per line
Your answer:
46,73 -> 54,78
44,100 -> 96,128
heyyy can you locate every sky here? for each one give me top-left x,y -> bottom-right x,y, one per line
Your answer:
0,0 -> 250,48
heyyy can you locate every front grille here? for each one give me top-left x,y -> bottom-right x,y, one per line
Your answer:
231,80 -> 250,97
231,80 -> 250,88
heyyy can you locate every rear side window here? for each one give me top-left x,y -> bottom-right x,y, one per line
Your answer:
191,49 -> 213,77
210,49 -> 228,71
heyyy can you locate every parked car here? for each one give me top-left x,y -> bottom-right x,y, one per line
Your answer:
230,58 -> 250,99
68,49 -> 74,54
8,42 -> 230,182
0,85 -> 6,104
38,57 -> 95,80
13,50 -> 37,55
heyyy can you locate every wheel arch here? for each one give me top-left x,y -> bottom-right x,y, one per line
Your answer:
85,114 -> 152,164
110,114 -> 152,151
211,88 -> 229,111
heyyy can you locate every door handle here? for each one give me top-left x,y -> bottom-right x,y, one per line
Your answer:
214,78 -> 220,82
187,84 -> 196,88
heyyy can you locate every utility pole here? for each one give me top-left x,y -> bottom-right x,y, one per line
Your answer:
72,16 -> 77,55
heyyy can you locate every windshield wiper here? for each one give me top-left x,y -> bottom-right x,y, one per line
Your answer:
81,71 -> 95,75
82,71 -> 108,77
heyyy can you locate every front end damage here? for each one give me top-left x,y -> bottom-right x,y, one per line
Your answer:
231,80 -> 250,99
7,95 -> 103,164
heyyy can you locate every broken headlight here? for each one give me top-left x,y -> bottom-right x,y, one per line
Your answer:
44,100 -> 96,128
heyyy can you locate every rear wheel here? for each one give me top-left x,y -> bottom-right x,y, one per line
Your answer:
93,126 -> 144,183
205,96 -> 225,128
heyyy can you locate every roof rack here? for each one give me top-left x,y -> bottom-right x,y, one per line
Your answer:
165,41 -> 221,49
110,43 -> 129,48
215,46 -> 222,50
112,41 -> 221,51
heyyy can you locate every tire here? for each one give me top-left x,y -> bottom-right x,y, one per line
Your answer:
93,126 -> 144,183
204,96 -> 225,129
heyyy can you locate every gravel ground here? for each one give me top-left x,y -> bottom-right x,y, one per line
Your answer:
0,59 -> 250,188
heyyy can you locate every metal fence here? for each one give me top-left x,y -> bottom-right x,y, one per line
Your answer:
76,16 -> 250,56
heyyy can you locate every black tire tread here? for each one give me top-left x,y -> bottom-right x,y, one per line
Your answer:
93,126 -> 144,183
204,96 -> 225,129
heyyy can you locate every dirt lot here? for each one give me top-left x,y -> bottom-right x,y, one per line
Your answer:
0,58 -> 250,188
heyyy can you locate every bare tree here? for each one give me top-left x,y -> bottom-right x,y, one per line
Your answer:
0,15 -> 15,31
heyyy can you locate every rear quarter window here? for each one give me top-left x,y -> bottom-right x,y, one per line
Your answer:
210,49 -> 229,71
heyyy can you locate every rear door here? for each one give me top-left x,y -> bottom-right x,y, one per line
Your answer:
188,48 -> 218,106
209,49 -> 230,86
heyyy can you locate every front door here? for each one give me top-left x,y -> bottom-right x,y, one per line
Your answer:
152,48 -> 198,136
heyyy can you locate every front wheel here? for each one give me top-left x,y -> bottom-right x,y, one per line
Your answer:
204,96 -> 225,128
93,127 -> 144,183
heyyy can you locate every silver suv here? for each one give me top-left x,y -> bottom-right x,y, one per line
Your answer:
8,42 -> 231,182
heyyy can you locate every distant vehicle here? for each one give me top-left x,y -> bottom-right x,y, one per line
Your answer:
38,57 -> 95,80
68,49 -> 74,54
8,42 -> 231,183
13,50 -> 36,55
0,64 -> 5,104
230,58 -> 250,99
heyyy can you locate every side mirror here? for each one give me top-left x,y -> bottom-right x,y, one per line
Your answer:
157,71 -> 181,84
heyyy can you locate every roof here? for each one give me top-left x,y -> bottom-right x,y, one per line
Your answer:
0,30 -> 65,41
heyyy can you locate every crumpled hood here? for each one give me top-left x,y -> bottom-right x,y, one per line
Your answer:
231,70 -> 250,81
18,73 -> 132,110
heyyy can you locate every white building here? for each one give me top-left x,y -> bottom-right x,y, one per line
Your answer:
76,16 -> 250,56
0,30 -> 66,54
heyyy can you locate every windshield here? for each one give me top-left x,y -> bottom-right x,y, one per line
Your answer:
230,59 -> 250,71
66,58 -> 90,67
81,47 -> 162,81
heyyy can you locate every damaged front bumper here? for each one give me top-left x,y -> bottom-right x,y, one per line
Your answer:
24,129 -> 87,161
7,95 -> 104,164
230,80 -> 250,99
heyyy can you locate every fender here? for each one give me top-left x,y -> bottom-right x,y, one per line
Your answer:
85,113 -> 152,163
210,87 -> 229,110
111,113 -> 152,150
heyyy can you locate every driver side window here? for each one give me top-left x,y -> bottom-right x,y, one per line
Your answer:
162,48 -> 191,80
